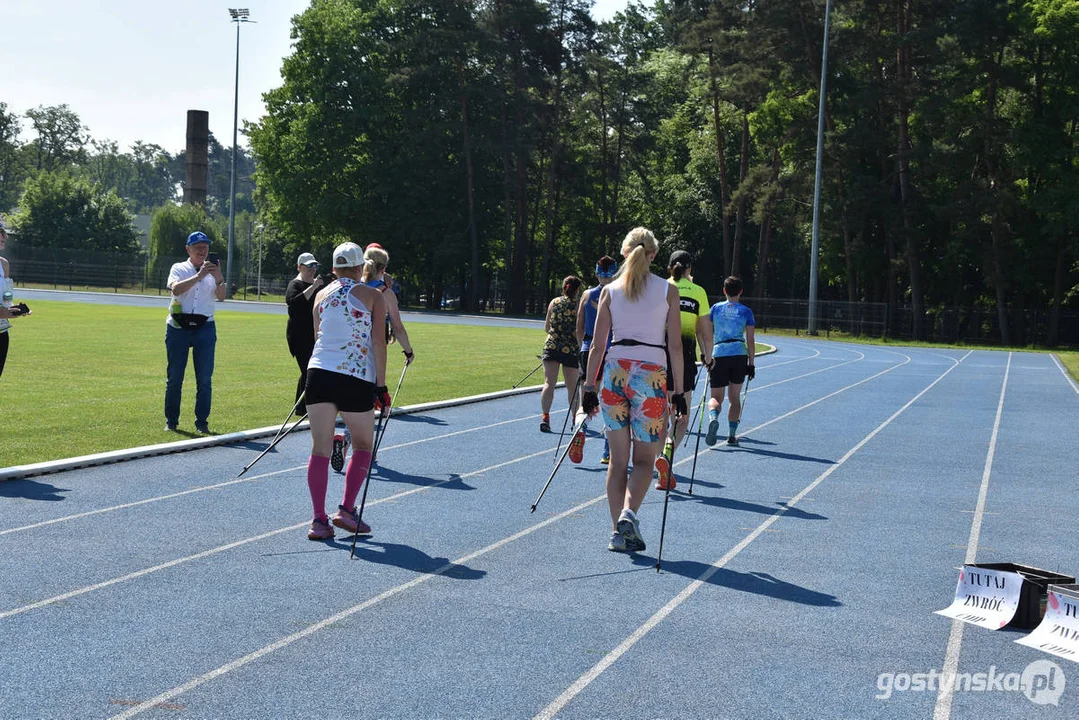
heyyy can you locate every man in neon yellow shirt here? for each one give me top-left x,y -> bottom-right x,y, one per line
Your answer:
655,250 -> 712,491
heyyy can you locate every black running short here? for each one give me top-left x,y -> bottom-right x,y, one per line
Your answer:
305,368 -> 375,412
709,355 -> 748,389
542,348 -> 579,369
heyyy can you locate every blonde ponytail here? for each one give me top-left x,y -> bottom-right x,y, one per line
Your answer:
618,227 -> 658,302
362,246 -> 389,283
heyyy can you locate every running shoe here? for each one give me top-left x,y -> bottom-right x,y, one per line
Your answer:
616,509 -> 646,552
331,505 -> 371,535
608,531 -> 627,552
705,418 -> 720,446
727,435 -> 740,447
195,421 -> 210,434
600,452 -> 610,465
654,441 -> 675,491
568,429 -> 586,464
539,420 -> 551,433
307,518 -> 334,541
331,434 -> 346,473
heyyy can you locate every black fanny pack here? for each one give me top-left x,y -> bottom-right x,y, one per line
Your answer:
172,313 -> 209,329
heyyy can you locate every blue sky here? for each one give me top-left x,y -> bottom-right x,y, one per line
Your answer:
0,0 -> 642,155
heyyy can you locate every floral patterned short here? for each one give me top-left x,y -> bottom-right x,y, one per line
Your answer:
599,358 -> 668,443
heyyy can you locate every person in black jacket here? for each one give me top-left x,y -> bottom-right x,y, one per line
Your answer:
285,252 -> 325,414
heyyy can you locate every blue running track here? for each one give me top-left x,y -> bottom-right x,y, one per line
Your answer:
1,338 -> 1077,719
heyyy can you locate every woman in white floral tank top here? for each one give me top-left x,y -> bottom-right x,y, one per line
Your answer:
303,241 -> 389,541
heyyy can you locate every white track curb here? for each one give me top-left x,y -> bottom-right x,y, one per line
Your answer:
0,382 -> 556,482
2,346 -> 777,482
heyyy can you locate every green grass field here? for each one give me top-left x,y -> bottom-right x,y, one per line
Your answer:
0,300 -> 547,467
1,299 -> 1071,468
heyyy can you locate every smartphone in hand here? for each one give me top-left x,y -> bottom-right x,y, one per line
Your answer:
207,252 -> 220,266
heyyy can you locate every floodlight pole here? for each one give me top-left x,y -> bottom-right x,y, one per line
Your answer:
808,0 -> 832,335
226,8 -> 252,299
257,223 -> 264,301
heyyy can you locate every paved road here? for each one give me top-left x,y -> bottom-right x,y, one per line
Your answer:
16,288 -> 545,329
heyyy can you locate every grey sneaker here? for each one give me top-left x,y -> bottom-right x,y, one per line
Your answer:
705,417 -> 720,446
608,531 -> 627,552
616,509 -> 646,552
727,435 -> 739,447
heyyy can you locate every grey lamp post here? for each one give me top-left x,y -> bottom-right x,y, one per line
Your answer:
226,8 -> 253,298
808,0 -> 832,334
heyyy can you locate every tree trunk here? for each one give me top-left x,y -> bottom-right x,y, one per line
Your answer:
708,49 -> 732,277
896,0 -> 924,339
731,110 -> 749,277
462,91 -> 480,313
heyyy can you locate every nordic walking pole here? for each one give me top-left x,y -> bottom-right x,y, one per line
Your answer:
512,357 -> 544,389
686,378 -> 712,495
738,376 -> 751,423
350,410 -> 387,560
681,365 -> 706,448
351,361 -> 410,559
530,413 -> 589,513
268,392 -> 305,449
552,374 -> 584,462
238,413 -> 309,477
372,362 -> 410,464
655,411 -> 683,571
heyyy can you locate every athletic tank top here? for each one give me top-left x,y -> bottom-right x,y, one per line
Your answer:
308,278 -> 376,381
606,274 -> 669,366
580,285 -> 601,352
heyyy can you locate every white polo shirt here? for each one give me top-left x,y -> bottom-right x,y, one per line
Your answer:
166,260 -> 219,328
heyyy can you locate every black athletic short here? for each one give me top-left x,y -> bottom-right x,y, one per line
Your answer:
305,368 -> 375,412
709,355 -> 748,389
679,342 -> 698,394
542,348 -> 579,369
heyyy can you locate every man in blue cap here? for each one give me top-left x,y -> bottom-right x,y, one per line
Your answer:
164,231 -> 226,433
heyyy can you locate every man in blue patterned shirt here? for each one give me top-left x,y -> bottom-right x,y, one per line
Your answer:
700,276 -> 755,446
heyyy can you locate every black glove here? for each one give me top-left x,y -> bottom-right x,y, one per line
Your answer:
700,353 -> 713,369
375,385 -> 392,411
403,349 -> 415,364
671,393 -> 688,417
582,388 -> 600,416
747,364 -> 755,381
10,302 -> 31,317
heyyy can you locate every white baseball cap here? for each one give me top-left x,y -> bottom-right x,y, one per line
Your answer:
297,252 -> 318,267
332,242 -> 364,268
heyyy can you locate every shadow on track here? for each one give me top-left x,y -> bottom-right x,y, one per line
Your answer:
653,493 -> 827,521
369,466 -> 476,492
725,446 -> 835,465
346,539 -> 486,579
390,414 -> 449,427
0,478 -> 69,501
634,559 -> 842,607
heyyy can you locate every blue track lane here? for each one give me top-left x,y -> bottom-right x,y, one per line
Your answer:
1,339 -> 1076,719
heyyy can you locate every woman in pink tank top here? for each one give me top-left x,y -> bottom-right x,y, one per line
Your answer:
582,227 -> 685,554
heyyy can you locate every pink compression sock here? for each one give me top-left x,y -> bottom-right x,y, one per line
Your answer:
307,455 -> 330,520
342,450 -> 373,510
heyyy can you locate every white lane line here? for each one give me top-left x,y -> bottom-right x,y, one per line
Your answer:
747,350 -> 865,393
0,445 -> 555,621
105,494 -> 606,720
0,411 -> 557,536
934,352 -> 1011,720
1050,353 -> 1079,394
534,350 -> 972,720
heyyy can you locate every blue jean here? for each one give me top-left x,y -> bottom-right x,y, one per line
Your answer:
165,322 -> 216,425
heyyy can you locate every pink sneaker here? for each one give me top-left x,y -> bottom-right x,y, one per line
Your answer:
307,518 -> 334,541
331,505 -> 371,535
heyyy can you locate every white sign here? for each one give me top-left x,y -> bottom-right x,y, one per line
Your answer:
935,565 -> 1023,630
1016,585 -> 1079,663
